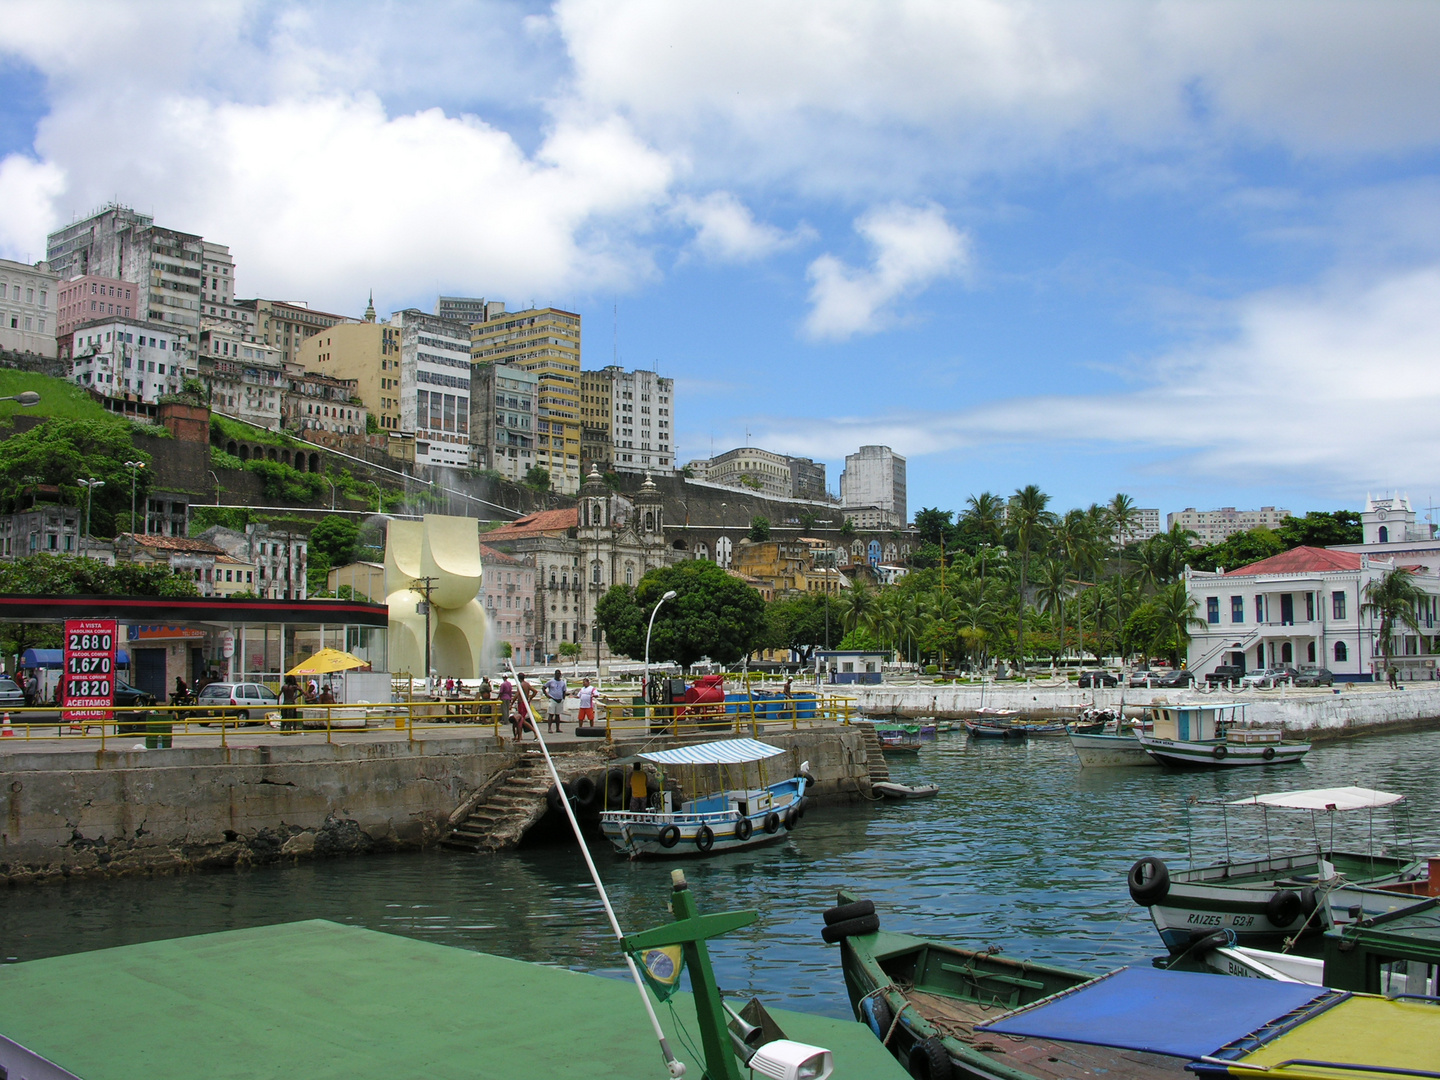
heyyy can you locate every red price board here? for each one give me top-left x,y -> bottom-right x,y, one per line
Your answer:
63,618 -> 117,724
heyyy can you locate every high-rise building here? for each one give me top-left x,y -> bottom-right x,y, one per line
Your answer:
697,446 -> 793,498
236,298 -> 349,368
1166,506 -> 1291,545
606,366 -> 675,475
436,296 -> 505,324
469,362 -> 538,483
787,456 -> 827,501
840,445 -> 906,526
0,259 -> 59,358
391,308 -> 473,469
296,314 -> 403,434
56,274 -> 135,344
580,368 -> 614,473
470,306 -> 582,493
68,318 -> 184,401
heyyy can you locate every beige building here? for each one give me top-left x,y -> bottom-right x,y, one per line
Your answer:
296,317 -> 403,433
580,367 -> 614,473
471,306 -> 582,493
607,365 -> 675,475
0,259 -> 59,358
1167,506 -> 1292,545
238,298 -> 351,368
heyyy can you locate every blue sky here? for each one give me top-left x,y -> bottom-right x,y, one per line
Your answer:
3,1 -> 1440,523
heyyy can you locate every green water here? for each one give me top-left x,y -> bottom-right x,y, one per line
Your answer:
3,728 -> 1436,1018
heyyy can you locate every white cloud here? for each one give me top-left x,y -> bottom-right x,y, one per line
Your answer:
803,203 -> 968,341
748,266 -> 1440,495
671,191 -> 808,262
0,155 -> 65,260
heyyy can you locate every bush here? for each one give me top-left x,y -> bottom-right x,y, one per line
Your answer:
925,664 -> 939,675
246,459 -> 328,504
210,447 -> 243,470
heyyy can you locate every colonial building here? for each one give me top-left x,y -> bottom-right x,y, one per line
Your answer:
199,524 -> 308,601
199,328 -> 285,429
113,534 -> 256,598
56,274 -> 135,342
282,367 -> 367,440
480,543 -> 535,666
69,317 -> 186,402
1185,546 -> 1440,683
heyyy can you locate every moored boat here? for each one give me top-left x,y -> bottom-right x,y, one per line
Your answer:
963,719 -> 1026,738
1068,727 -> 1157,767
1134,702 -> 1310,768
598,737 -> 808,858
872,781 -> 939,800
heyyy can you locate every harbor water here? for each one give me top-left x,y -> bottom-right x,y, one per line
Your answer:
3,728 -> 1436,1019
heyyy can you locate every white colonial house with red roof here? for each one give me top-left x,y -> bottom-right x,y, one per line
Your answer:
1184,545 -> 1440,683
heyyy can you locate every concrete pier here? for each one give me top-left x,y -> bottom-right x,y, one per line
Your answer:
845,680 -> 1440,738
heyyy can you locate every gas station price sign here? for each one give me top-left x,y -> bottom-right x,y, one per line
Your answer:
63,618 -> 117,723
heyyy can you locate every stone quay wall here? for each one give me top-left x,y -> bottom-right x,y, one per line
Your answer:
844,682 -> 1440,740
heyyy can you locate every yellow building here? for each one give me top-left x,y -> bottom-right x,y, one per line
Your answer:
296,319 -> 403,432
471,307 -> 582,494
239,298 -> 351,368
579,367 -> 613,472
732,539 -> 843,598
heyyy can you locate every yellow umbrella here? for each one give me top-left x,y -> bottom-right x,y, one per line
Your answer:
287,648 -> 369,675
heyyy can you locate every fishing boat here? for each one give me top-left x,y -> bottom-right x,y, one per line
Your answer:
1127,787 -> 1431,954
963,719 -> 1026,738
1134,702 -> 1310,768
872,781 -> 940,800
879,739 -> 922,755
598,737 -> 808,858
1068,726 -> 1157,768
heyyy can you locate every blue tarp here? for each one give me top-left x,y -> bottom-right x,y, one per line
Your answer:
22,648 -> 130,668
976,966 -> 1329,1059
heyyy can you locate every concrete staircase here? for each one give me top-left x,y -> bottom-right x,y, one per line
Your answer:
440,756 -> 555,853
855,723 -> 890,785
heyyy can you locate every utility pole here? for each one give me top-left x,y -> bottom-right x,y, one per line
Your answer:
411,576 -> 438,693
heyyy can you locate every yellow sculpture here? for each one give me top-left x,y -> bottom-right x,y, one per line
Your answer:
385,514 -> 485,679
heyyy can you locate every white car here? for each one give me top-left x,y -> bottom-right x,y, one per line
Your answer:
194,681 -> 280,720
1239,667 -> 1299,689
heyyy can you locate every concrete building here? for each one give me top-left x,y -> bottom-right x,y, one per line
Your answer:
470,307 -> 582,493
200,524 -> 308,600
840,445 -> 906,527
236,298 -> 349,370
788,456 -> 827,501
282,368 -> 367,439
297,316 -> 402,433
479,543 -> 535,666
0,498 -> 81,558
580,367 -> 614,472
1167,506 -> 1291,545
46,205 -> 211,363
69,317 -> 185,402
0,259 -> 59,358
1124,508 -> 1163,543
841,505 -> 896,531
113,534 -> 256,599
732,538 -> 843,598
469,362 -> 538,482
56,274 -> 135,343
606,366 -> 675,475
198,242 -> 239,323
391,308 -> 473,469
200,331 -> 285,430
436,296 -> 505,325
699,447 -> 793,499
1185,546 -> 1440,683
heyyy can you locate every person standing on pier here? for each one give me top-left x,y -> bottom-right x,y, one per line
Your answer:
280,675 -> 301,731
575,678 -> 603,732
543,670 -> 567,733
498,676 -> 516,738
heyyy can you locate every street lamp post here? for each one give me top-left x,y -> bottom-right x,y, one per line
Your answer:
0,392 -> 40,407
327,476 -> 338,511
209,470 -> 221,506
643,589 -> 678,703
124,460 -> 145,534
77,478 -> 104,557
366,481 -> 382,513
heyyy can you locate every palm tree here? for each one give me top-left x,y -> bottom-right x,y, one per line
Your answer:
839,581 -> 875,634
1362,568 -> 1428,682
1007,485 -> 1055,669
1034,557 -> 1072,664
1155,581 -> 1206,666
963,492 -> 1005,550
1107,493 -> 1140,617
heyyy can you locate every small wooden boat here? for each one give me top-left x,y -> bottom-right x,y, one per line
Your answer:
872,781 -> 939,800
1069,728 -> 1157,768
1135,702 -> 1310,768
963,719 -> 1026,738
879,739 -> 922,755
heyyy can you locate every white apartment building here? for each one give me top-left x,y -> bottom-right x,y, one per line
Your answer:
0,259 -> 59,358
200,524 -> 309,601
394,309 -> 472,469
608,366 -> 675,474
1185,547 -> 1440,683
1167,506 -> 1291,545
841,445 -> 907,526
200,328 -> 286,430
1124,508 -> 1162,543
70,318 -> 186,401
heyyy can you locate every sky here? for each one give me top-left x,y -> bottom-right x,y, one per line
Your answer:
3,1 -> 1440,524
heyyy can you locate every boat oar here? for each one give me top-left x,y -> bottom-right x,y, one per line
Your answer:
507,662 -> 687,1078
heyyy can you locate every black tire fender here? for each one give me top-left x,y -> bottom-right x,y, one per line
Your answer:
1266,890 -> 1303,927
824,899 -> 875,926
783,806 -> 798,831
908,1035 -> 953,1080
546,782 -> 575,811
763,812 -> 782,834
658,824 -> 681,849
861,995 -> 894,1040
694,825 -> 714,852
604,769 -> 625,805
734,816 -> 753,841
1299,886 -> 1319,915
1262,746 -> 1276,761
573,775 -> 597,808
1213,744 -> 1229,760
1127,857 -> 1171,906
820,913 -> 880,944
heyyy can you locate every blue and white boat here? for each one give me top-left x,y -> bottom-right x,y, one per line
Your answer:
599,737 -> 808,858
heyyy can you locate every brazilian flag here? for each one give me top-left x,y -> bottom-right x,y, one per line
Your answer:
633,945 -> 685,1001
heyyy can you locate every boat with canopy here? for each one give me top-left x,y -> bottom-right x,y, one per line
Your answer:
598,737 -> 809,858
1134,702 -> 1310,768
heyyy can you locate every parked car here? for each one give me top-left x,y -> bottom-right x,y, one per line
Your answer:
1077,670 -> 1118,688
1293,666 -> 1334,687
193,681 -> 280,721
0,677 -> 25,709
1127,668 -> 1155,687
113,679 -> 156,707
1151,668 -> 1195,688
1240,666 -> 1300,689
1205,665 -> 1245,687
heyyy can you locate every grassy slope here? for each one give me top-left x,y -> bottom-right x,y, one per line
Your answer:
0,371 -> 111,423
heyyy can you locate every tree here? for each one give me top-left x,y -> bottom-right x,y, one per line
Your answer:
798,509 -> 819,532
498,641 -> 513,659
1034,557 -> 1071,662
958,491 -> 1005,553
1007,485 -> 1056,666
309,515 -> 360,568
1189,528 -> 1285,573
1276,511 -> 1362,549
1362,567 -> 1427,681
594,560 -> 766,671
0,418 -> 152,538
839,519 -> 856,538
838,581 -> 875,633
1154,581 -> 1205,666
765,592 -> 838,663
524,466 -> 551,491
557,641 -> 582,664
914,507 -> 955,548
748,515 -> 771,542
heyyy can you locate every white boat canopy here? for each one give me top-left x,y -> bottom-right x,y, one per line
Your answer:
638,738 -> 786,766
1230,786 -> 1404,811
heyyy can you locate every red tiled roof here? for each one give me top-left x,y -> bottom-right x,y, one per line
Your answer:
119,533 -> 226,555
480,508 -> 578,541
478,543 -> 524,565
1225,546 -> 1362,576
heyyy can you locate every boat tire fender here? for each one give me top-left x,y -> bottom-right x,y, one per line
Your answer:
820,913 -> 880,944
861,995 -> 894,1041
695,825 -> 714,852
1213,744 -> 1229,760
1262,746 -> 1275,760
1127,857 -> 1170,906
783,807 -> 798,831
573,775 -> 597,808
1299,886 -> 1319,915
908,1035 -> 953,1080
546,782 -> 574,811
796,796 -> 808,818
734,816 -> 753,841
658,824 -> 681,849
605,769 -> 625,804
763,812 -> 782,834
824,899 -> 876,926
1266,889 -> 1303,927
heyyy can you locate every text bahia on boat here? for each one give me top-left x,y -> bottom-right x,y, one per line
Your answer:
599,737 -> 809,857
1134,702 -> 1310,767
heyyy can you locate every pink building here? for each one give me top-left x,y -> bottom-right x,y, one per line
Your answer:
480,543 -> 535,667
57,275 -> 137,342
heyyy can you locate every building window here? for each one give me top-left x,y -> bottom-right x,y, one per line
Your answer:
1231,596 -> 1244,623
1378,526 -> 1388,543
1307,641 -> 1316,663
1206,596 -> 1219,624
1281,642 -> 1293,663
1332,591 -> 1347,620
1255,596 -> 1264,622
1335,641 -> 1348,662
